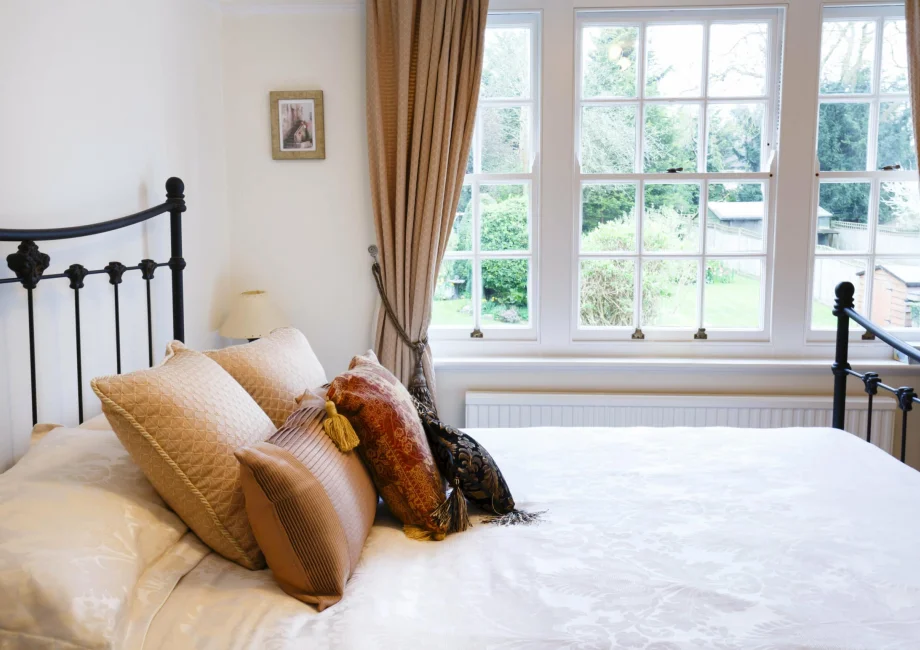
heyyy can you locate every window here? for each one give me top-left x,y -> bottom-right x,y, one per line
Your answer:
810,6 -> 920,333
431,13 -> 539,338
574,8 -> 781,341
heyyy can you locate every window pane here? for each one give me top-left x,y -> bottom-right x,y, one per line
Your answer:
706,103 -> 764,172
641,259 -> 699,327
816,182 -> 871,253
870,259 -> 920,328
878,101 -> 917,171
812,258 -> 866,329
581,183 -> 637,252
644,183 -> 700,253
481,106 -> 531,173
704,259 -> 762,329
581,105 -> 637,173
480,184 -> 528,252
820,20 -> 876,94
582,26 -> 639,98
481,258 -> 529,326
432,259 -> 473,327
481,28 -> 530,99
706,183 -> 765,253
644,104 -> 699,172
446,185 -> 472,253
881,19 -> 908,93
646,24 -> 704,97
878,182 -> 920,255
708,22 -> 769,97
817,102 -> 869,171
579,259 -> 635,327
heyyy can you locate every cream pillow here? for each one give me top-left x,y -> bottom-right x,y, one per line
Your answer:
205,327 -> 327,427
0,427 -> 207,650
91,342 -> 276,570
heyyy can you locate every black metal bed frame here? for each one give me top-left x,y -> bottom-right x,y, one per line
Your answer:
0,177 -> 186,426
832,281 -> 920,463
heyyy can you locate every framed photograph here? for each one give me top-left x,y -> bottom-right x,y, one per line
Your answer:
270,90 -> 325,160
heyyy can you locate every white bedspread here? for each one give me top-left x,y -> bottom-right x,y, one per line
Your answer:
142,426 -> 920,650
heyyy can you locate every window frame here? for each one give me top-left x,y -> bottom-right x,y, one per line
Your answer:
430,11 -> 542,342
807,3 -> 919,342
571,7 -> 784,343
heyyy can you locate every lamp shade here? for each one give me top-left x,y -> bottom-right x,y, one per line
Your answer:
220,290 -> 288,340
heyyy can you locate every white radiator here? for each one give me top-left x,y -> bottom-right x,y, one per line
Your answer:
464,392 -> 896,454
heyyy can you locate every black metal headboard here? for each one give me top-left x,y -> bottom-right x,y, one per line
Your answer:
0,177 -> 186,426
832,281 -> 920,463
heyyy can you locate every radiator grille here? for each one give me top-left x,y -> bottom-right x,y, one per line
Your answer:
464,392 -> 896,454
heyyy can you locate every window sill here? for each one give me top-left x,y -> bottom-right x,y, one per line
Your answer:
433,355 -> 920,374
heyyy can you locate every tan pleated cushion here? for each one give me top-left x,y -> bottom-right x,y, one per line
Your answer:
91,342 -> 276,570
235,403 -> 377,610
206,327 -> 327,427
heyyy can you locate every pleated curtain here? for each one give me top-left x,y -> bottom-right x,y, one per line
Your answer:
365,0 -> 488,401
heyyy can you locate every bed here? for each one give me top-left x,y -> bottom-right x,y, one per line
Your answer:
2,180 -> 920,650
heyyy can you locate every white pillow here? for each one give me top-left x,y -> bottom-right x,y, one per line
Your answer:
79,412 -> 114,431
0,427 -> 208,649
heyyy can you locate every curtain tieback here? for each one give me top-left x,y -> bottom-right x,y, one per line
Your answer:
368,245 -> 437,413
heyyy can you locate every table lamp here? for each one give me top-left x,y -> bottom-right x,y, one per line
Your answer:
220,290 -> 288,341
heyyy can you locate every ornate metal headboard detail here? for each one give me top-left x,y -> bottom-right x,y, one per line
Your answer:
832,281 -> 920,463
0,177 -> 187,426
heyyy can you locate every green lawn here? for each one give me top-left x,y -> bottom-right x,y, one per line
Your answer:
667,274 -> 761,328
670,278 -> 842,329
811,300 -> 838,329
432,298 -> 531,327
432,298 -> 474,327
434,278 -> 843,330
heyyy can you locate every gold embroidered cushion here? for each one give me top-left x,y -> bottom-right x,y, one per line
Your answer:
327,352 -> 446,539
205,327 -> 327,428
91,342 -> 276,570
235,399 -> 378,611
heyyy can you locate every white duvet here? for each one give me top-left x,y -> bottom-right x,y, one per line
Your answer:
6,425 -> 920,649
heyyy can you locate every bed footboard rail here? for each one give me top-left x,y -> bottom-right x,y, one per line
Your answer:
832,281 -> 920,463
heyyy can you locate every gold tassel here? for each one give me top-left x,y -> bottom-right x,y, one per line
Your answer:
403,525 -> 446,541
322,401 -> 360,452
431,479 -> 471,535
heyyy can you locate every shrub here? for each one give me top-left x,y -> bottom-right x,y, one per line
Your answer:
579,213 -> 695,325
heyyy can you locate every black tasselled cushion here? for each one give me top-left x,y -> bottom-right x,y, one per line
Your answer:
413,399 -> 515,516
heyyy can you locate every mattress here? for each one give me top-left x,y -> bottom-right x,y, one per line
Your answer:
140,426 -> 920,650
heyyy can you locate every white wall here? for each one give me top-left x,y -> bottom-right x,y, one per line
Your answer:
222,5 -> 377,378
0,0 -> 231,470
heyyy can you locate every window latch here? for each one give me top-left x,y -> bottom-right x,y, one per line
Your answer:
631,328 -> 645,340
666,167 -> 684,174
882,164 -> 902,171
470,328 -> 483,339
694,328 -> 708,340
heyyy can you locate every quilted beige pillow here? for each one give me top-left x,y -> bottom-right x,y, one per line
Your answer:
205,327 -> 327,427
91,342 -> 276,570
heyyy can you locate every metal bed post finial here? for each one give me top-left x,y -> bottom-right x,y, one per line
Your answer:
63,264 -> 88,424
166,177 -> 186,343
831,281 -> 855,430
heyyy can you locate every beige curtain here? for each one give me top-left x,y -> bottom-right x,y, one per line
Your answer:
365,0 -> 488,401
909,3 -> 920,169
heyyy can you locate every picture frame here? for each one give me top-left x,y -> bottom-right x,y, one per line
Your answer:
270,90 -> 325,160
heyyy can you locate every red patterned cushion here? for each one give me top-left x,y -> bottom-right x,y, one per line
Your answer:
327,352 -> 446,539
